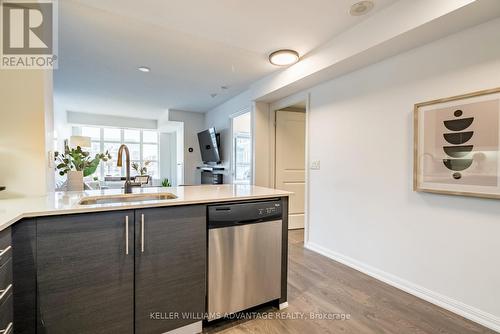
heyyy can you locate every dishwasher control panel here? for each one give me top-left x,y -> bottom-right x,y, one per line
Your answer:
208,200 -> 283,228
258,203 -> 280,216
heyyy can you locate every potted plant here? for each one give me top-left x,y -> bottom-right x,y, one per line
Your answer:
55,146 -> 112,191
131,160 -> 152,176
161,178 -> 171,187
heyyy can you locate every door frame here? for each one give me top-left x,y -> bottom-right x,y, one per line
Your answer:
269,93 -> 310,240
229,107 -> 253,185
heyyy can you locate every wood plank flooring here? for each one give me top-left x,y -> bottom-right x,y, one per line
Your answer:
204,229 -> 497,334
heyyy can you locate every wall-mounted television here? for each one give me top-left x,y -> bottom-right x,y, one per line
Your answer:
197,127 -> 221,164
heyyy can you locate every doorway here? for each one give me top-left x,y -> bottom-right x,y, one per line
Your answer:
231,111 -> 252,184
274,102 -> 307,231
158,121 -> 184,187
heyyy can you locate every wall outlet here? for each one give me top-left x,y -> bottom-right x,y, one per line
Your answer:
310,160 -> 320,170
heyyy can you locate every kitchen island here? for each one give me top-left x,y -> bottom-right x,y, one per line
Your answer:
0,185 -> 291,334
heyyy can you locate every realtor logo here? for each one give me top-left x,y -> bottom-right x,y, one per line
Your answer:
1,0 -> 58,69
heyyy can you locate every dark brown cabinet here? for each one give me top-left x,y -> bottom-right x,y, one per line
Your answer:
0,227 -> 13,334
12,219 -> 36,334
33,205 -> 206,334
36,211 -> 135,334
134,205 -> 206,333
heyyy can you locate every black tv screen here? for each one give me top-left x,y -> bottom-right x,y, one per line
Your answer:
197,128 -> 221,163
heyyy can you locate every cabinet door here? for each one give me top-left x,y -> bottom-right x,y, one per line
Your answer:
12,219 -> 36,334
37,211 -> 134,334
135,205 -> 206,334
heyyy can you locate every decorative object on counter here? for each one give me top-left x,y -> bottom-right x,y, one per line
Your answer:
55,145 -> 112,191
132,160 -> 151,176
161,178 -> 171,187
134,175 -> 150,185
67,171 -> 84,191
414,87 -> 500,199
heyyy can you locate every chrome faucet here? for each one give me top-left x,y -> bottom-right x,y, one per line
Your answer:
117,144 -> 133,194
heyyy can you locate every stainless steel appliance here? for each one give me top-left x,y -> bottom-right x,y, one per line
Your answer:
207,200 -> 283,320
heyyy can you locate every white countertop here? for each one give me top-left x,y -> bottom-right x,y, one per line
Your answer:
0,185 -> 291,231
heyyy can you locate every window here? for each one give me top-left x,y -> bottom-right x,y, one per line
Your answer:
231,112 -> 252,184
234,134 -> 251,183
73,126 -> 160,180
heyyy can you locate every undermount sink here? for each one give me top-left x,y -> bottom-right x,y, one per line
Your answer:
78,193 -> 177,205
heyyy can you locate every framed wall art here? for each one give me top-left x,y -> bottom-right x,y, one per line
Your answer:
414,87 -> 500,199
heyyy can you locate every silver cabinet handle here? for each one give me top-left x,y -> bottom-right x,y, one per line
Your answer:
125,216 -> 129,255
141,214 -> 145,253
0,284 -> 12,303
0,322 -> 13,334
0,246 -> 12,259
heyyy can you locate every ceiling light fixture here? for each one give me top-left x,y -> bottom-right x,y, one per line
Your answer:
268,49 -> 299,66
138,66 -> 151,73
349,1 -> 374,16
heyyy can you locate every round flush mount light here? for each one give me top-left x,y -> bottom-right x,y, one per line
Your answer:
269,49 -> 300,66
349,1 -> 374,16
138,66 -> 151,73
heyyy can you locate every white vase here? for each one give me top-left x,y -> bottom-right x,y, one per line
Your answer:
67,171 -> 84,191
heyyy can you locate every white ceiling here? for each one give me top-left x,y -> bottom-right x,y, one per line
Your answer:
54,0 -> 398,118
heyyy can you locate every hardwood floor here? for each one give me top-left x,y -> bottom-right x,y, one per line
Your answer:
204,229 -> 496,334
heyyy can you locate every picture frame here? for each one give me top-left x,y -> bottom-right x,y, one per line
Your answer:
414,87 -> 500,199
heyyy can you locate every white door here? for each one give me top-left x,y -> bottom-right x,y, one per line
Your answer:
275,110 -> 306,230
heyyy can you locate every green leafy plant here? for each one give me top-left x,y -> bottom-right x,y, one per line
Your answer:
132,160 -> 152,176
161,178 -> 171,187
55,146 -> 112,177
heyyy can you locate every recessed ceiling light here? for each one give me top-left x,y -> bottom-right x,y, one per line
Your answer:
138,66 -> 151,73
349,1 -> 374,16
269,49 -> 299,66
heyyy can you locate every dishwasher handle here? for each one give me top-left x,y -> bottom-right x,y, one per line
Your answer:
208,218 -> 269,229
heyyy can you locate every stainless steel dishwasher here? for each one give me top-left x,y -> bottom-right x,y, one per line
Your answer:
207,200 -> 283,320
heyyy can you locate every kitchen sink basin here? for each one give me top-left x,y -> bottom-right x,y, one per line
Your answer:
78,193 -> 177,205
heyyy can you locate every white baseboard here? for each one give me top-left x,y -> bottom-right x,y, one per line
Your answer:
304,242 -> 500,333
164,321 -> 202,334
279,301 -> 289,310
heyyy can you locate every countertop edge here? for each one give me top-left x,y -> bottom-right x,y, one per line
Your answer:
0,192 -> 290,232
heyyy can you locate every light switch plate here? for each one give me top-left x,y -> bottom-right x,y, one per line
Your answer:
48,151 -> 55,168
310,160 -> 320,170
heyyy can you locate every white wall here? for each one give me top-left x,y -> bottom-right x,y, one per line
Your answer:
304,18 -> 500,329
205,17 -> 500,330
205,90 -> 253,183
54,99 -> 72,152
0,70 -> 53,197
168,109 -> 205,185
232,112 -> 251,133
253,101 -> 271,187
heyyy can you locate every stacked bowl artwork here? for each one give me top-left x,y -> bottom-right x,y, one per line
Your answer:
442,110 -> 474,180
